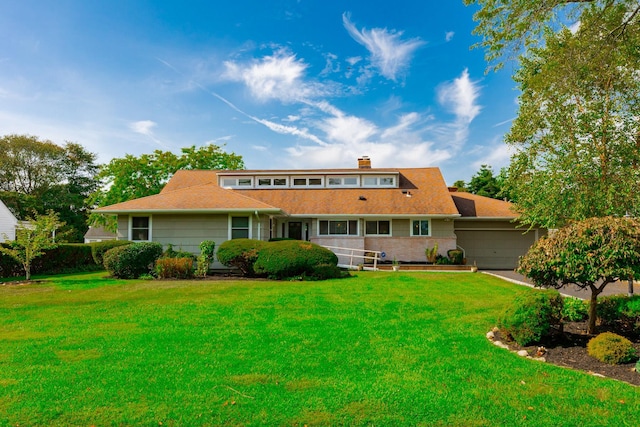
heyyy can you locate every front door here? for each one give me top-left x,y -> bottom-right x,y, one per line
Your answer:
288,222 -> 303,240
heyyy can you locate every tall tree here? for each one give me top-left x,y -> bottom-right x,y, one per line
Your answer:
467,164 -> 502,199
0,135 -> 99,241
88,144 -> 245,228
466,1 -> 640,228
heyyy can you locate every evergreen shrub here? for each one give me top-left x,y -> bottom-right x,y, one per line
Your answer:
103,242 -> 163,279
587,332 -> 637,365
498,289 -> 564,346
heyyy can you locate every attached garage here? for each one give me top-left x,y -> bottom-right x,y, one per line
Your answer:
455,229 -> 538,270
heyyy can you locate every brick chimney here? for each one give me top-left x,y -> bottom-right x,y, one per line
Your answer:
358,156 -> 371,169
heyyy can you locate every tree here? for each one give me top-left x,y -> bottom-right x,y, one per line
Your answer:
0,211 -> 66,280
464,0 -> 640,70
518,216 -> 640,334
467,164 -> 502,199
0,135 -> 99,241
88,144 -> 245,229
452,180 -> 468,192
502,7 -> 640,228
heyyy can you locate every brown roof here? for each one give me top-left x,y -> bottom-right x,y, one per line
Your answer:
95,183 -> 281,213
96,168 -> 518,219
451,192 -> 518,218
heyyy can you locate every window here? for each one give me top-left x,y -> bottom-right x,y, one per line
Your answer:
318,220 -> 358,235
327,176 -> 359,187
131,216 -> 150,241
365,220 -> 390,235
362,176 -> 396,187
231,216 -> 250,239
222,177 -> 253,188
257,177 -> 288,187
292,177 -> 323,187
412,220 -> 430,236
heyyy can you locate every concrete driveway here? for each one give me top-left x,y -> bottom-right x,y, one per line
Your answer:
485,270 -> 635,299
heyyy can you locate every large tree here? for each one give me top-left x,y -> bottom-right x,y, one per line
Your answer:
518,216 -> 640,334
88,144 -> 245,228
466,2 -> 640,228
0,135 -> 99,241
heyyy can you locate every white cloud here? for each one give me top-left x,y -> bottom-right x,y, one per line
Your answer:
129,120 -> 157,136
342,12 -> 424,81
346,56 -> 362,66
472,141 -> 513,171
224,49 -> 324,102
445,31 -> 455,42
437,68 -> 481,124
568,21 -> 581,34
321,53 -> 340,75
319,114 -> 378,145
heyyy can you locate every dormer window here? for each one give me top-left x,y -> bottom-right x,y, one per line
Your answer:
292,177 -> 323,187
257,177 -> 288,187
362,176 -> 396,187
222,177 -> 253,188
327,176 -> 359,187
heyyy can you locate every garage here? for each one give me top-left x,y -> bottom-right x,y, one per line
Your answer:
455,229 -> 538,270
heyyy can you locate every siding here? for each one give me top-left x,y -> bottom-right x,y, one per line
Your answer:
151,214 -> 229,254
0,201 -> 17,242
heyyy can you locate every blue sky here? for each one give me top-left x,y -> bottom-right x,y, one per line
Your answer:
0,0 -> 519,184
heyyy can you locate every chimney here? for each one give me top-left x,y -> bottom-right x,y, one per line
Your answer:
358,156 -> 371,169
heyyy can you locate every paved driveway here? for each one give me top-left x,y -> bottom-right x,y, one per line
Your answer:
485,270 -> 635,299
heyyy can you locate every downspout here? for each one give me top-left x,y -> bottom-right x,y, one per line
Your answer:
255,211 -> 261,241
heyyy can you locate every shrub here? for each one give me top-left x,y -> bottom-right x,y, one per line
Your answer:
597,295 -> 627,326
1,243 -> 101,278
253,240 -> 338,279
562,297 -> 589,322
498,289 -> 563,346
587,332 -> 637,365
195,240 -> 216,278
161,244 -> 195,260
447,249 -> 464,265
310,263 -> 345,280
103,242 -> 163,279
90,240 -> 132,265
155,257 -> 194,279
216,239 -> 268,276
597,295 -> 640,332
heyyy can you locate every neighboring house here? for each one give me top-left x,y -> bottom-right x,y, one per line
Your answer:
84,226 -> 117,243
95,157 -> 542,269
0,199 -> 18,242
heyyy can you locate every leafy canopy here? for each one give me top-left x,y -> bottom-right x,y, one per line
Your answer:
518,216 -> 640,333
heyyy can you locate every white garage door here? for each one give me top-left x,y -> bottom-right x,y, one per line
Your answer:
455,230 -> 537,270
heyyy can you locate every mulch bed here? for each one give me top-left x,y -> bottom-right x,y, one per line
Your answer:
493,322 -> 640,386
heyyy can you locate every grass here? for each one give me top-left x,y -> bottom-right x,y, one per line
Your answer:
1,271 -> 639,426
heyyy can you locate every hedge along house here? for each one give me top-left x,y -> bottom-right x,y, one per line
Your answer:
95,157 -> 542,269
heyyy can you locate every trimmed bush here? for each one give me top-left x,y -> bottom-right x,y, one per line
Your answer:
195,240 -> 216,278
155,257 -> 194,279
103,242 -> 163,279
216,239 -> 268,276
91,240 -> 132,265
1,243 -> 100,278
0,246 -> 22,277
253,240 -> 338,279
447,249 -> 464,265
498,289 -> 563,346
587,332 -> 637,365
310,263 -> 345,280
562,297 -> 589,322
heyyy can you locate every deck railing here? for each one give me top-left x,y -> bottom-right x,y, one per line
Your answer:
321,245 -> 381,271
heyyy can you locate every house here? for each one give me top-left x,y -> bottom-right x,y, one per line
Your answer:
84,226 -> 118,243
95,157 -> 542,269
0,199 -> 18,242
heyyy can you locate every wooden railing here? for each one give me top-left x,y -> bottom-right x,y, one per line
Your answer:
321,245 -> 381,271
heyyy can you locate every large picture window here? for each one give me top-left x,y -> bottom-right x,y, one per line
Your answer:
412,220 -> 430,236
318,220 -> 358,235
131,216 -> 150,241
231,216 -> 250,239
365,220 -> 390,235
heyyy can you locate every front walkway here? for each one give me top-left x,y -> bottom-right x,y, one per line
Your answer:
486,270 -> 635,299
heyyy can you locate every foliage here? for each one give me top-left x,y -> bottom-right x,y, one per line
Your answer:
310,263 -> 346,280
216,239 -> 267,276
447,249 -> 464,265
0,134 -> 99,242
587,332 -> 637,365
90,240 -> 132,265
161,244 -> 195,260
155,257 -> 194,279
518,216 -> 640,334
466,1 -> 640,229
425,243 -> 438,263
253,240 -> 338,280
103,242 -> 163,279
195,240 -> 216,278
88,145 -> 244,230
467,165 -> 503,199
562,297 -> 588,322
0,211 -> 66,280
0,243 -> 99,278
498,289 -> 563,346
452,180 -> 468,192
597,295 -> 640,333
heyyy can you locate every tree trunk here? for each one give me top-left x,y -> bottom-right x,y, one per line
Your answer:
587,284 -> 601,335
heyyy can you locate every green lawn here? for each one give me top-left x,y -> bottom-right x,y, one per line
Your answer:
0,271 -> 638,426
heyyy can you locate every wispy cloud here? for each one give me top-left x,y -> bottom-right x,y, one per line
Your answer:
129,120 -> 157,136
437,68 -> 481,124
342,12 -> 424,81
445,31 -> 455,42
